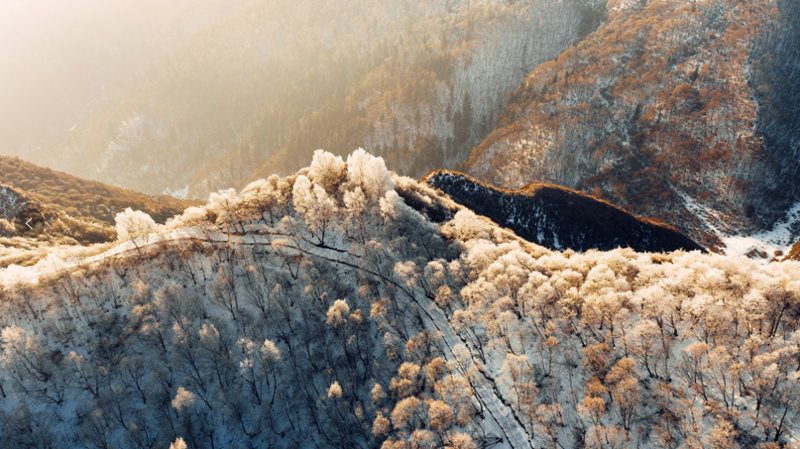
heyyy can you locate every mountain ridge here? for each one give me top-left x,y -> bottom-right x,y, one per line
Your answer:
0,150 -> 797,448
0,155 -> 193,227
423,169 -> 703,253
0,155 -> 194,267
462,0 -> 800,249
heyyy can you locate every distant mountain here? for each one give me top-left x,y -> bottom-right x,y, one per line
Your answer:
0,156 -> 192,245
9,0 -> 800,255
424,170 -> 702,252
0,150 -> 796,448
462,0 -> 800,250
6,0 -> 605,198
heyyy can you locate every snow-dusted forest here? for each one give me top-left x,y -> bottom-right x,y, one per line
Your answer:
5,0 -> 604,198
463,0 -> 800,250
0,150 -> 798,448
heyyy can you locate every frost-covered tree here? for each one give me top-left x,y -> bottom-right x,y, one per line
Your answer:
1,149 -> 800,448
292,174 -> 339,246
114,207 -> 158,242
346,148 -> 394,201
308,149 -> 347,193
169,437 -> 187,449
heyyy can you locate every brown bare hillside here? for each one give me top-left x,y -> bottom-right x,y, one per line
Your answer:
463,0 -> 800,250
0,155 -> 193,244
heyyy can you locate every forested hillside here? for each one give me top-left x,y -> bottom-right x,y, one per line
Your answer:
424,170 -> 702,253
0,150 -> 797,448
0,156 -> 190,226
7,0 -> 604,198
0,156 -> 192,267
8,0 -> 800,254
463,0 -> 800,250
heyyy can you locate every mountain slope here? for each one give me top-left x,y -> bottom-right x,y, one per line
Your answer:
462,0 -> 800,250
0,156 -> 191,226
423,170 -> 702,252
0,150 -> 797,448
785,239 -> 800,261
0,156 -> 193,267
6,0 -> 605,198
0,185 -> 28,223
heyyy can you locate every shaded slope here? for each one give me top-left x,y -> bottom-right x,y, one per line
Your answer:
462,0 -> 800,249
424,170 -> 702,252
0,185 -> 29,222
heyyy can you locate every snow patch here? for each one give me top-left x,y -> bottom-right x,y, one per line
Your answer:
164,184 -> 190,199
722,201 -> 800,259
681,192 -> 800,259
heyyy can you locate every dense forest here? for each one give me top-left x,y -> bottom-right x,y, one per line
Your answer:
0,151 -> 798,448
7,0 -> 604,199
464,0 -> 800,250
5,0 -> 800,253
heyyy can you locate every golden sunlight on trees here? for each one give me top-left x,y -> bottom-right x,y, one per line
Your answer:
114,208 -> 157,242
1,150 -> 800,448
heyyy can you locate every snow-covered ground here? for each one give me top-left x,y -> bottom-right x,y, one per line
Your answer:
722,201 -> 800,259
163,184 -> 190,199
681,191 -> 800,259
1,150 -> 799,448
0,226 -> 246,286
